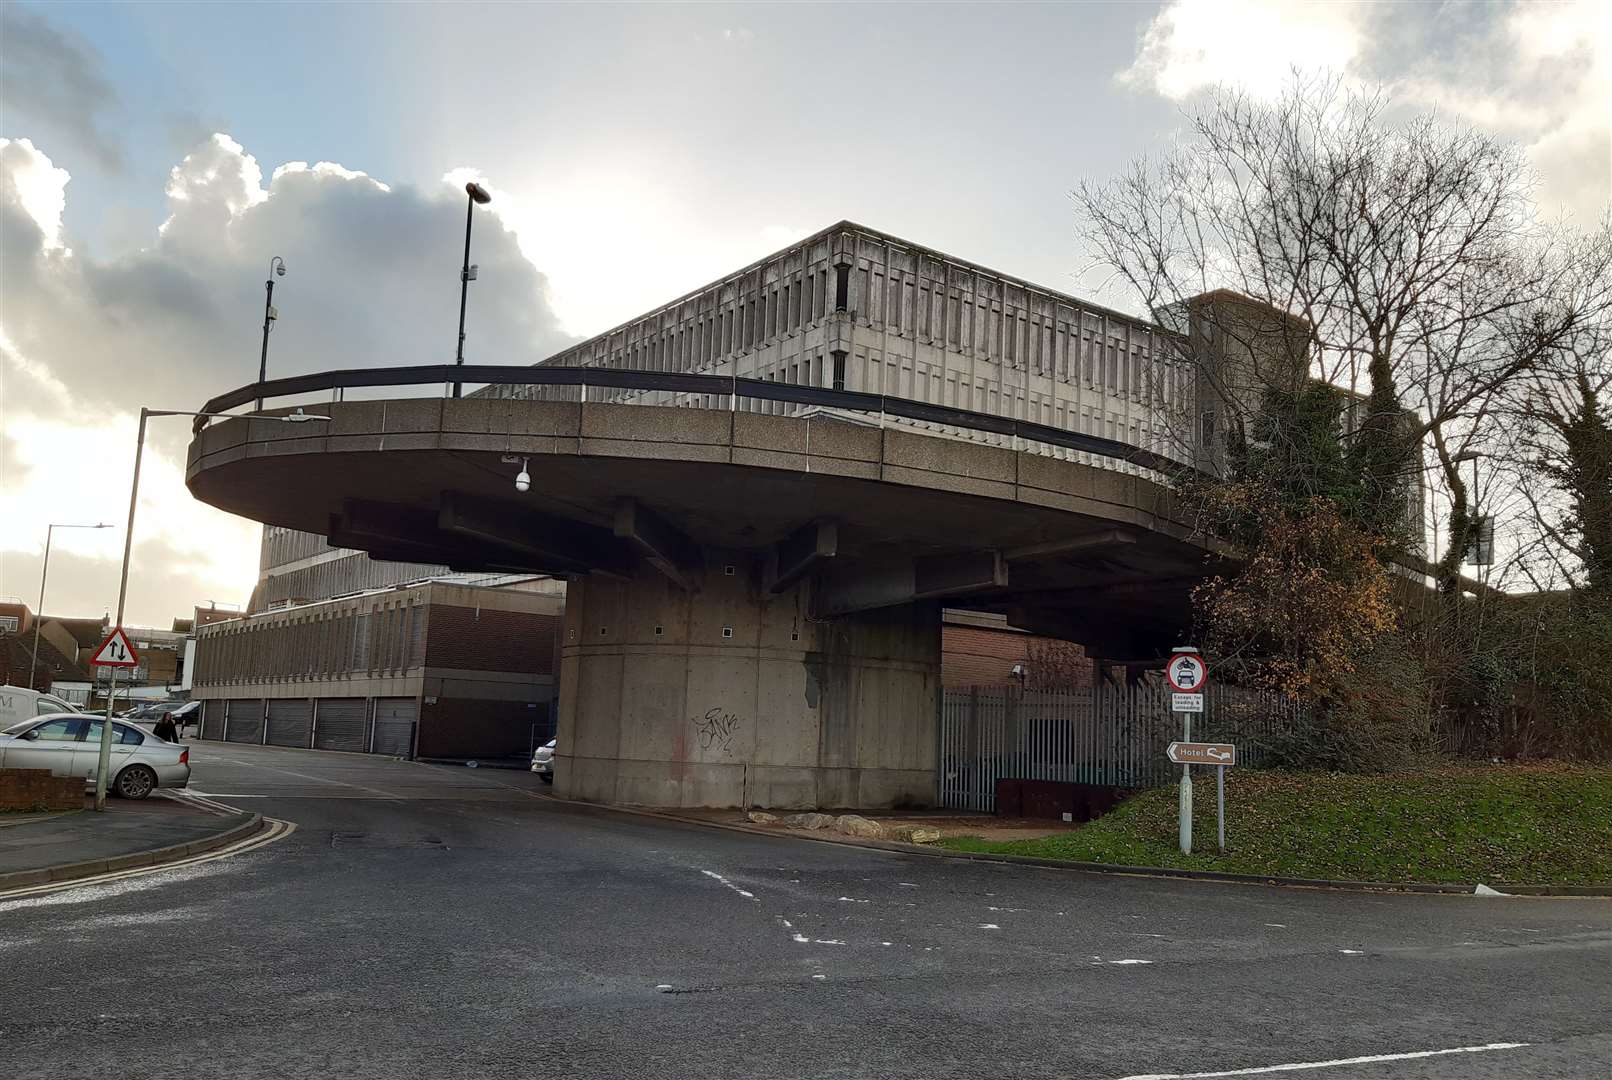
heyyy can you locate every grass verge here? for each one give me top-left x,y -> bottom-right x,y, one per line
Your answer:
939,763 -> 1612,886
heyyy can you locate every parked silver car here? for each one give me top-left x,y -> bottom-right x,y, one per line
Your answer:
531,737 -> 556,782
0,713 -> 191,799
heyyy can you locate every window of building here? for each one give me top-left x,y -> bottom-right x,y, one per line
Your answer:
831,350 -> 847,391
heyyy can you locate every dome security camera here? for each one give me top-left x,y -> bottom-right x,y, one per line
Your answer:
514,458 -> 531,493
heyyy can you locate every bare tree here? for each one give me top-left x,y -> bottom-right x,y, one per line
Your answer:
1074,76 -> 1612,572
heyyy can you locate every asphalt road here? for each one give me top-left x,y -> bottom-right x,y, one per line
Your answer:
3,743 -> 1608,1080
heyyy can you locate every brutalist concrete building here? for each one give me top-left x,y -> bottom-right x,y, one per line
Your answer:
189,580 -> 562,761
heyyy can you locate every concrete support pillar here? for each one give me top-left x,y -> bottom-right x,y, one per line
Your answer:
556,553 -> 940,810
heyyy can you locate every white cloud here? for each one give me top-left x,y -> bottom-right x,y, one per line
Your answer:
0,137 -> 70,250
1119,0 -> 1610,222
0,134 -> 573,626
1120,0 -> 1361,102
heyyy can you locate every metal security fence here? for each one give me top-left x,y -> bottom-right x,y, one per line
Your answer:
940,682 -> 1297,812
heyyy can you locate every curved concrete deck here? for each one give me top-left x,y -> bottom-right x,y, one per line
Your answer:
187,397 -> 1219,809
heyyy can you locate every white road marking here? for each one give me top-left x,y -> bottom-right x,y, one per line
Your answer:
813,938 -> 846,945
837,896 -> 870,903
792,933 -> 810,943
979,923 -> 1001,930
1264,923 -> 1287,928
0,817 -> 297,903
1104,959 -> 1153,966
897,882 -> 918,887
1115,1041 -> 1530,1079
1338,949 -> 1364,955
700,869 -> 757,901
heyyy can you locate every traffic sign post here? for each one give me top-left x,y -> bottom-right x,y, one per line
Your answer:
91,628 -> 140,809
1167,741 -> 1235,853
1168,648 -> 1209,855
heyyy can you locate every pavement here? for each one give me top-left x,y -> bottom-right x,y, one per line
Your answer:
2,741 -> 1608,1080
0,792 -> 250,885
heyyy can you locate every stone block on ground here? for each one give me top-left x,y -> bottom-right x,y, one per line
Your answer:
746,811 -> 779,824
784,812 -> 836,830
889,824 -> 943,844
834,814 -> 887,839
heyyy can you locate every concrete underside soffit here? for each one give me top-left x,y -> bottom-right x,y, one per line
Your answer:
814,549 -> 1007,618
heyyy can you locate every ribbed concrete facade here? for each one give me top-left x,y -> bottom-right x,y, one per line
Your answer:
486,221 -> 1197,468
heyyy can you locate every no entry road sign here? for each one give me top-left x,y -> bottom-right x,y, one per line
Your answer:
1166,652 -> 1208,693
1167,741 -> 1236,766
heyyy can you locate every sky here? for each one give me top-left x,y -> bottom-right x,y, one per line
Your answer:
2,0 -> 1607,628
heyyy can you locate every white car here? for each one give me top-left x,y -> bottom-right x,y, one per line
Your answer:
0,713 -> 191,799
0,685 -> 79,728
530,738 -> 556,783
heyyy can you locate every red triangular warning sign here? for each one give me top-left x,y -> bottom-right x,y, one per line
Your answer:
91,627 -> 140,668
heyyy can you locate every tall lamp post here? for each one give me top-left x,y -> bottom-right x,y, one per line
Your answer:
256,256 -> 287,410
452,181 -> 493,399
93,405 -> 330,810
30,522 -> 113,689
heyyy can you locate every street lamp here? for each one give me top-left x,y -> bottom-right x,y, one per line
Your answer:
92,405 -> 331,810
30,522 -> 114,689
256,256 -> 287,410
452,181 -> 493,400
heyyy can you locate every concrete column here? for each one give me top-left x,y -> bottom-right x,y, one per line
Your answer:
556,553 -> 940,810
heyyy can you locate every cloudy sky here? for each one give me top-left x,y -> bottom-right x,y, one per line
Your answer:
2,1 -> 1606,628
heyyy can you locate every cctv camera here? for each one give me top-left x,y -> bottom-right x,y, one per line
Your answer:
275,264 -> 286,277
515,471 -> 530,493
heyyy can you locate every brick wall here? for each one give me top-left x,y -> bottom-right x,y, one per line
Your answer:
424,606 -> 560,675
418,698 -> 553,760
0,768 -> 82,811
942,624 -> 1091,690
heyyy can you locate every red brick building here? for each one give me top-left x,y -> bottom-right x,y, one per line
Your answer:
942,610 -> 1092,690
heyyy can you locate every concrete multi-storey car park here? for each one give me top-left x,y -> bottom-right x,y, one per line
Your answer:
188,581 -> 563,761
186,221 -> 1371,808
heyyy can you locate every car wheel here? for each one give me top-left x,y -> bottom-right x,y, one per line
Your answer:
115,764 -> 158,800
539,773 -> 553,784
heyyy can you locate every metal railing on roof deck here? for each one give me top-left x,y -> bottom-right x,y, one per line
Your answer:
194,363 -> 1195,479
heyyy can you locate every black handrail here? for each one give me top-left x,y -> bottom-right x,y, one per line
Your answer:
195,364 -> 1190,476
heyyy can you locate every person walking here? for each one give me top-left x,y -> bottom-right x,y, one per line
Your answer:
153,712 -> 179,743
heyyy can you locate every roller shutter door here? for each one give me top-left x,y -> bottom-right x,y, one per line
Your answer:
371,697 -> 417,758
266,699 -> 313,747
314,698 -> 368,753
202,700 -> 225,741
225,699 -> 264,744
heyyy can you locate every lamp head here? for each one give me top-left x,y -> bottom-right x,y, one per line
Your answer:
466,181 -> 492,205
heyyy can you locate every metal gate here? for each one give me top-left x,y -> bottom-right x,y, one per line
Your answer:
224,699 -> 265,744
940,683 -> 1291,812
201,699 -> 225,741
313,698 -> 368,753
266,699 -> 313,748
371,697 -> 417,758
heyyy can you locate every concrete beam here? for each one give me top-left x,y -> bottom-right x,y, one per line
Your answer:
438,492 -> 633,578
767,518 -> 838,593
1004,528 -> 1138,563
613,498 -> 702,591
330,499 -> 544,575
817,549 -> 1006,617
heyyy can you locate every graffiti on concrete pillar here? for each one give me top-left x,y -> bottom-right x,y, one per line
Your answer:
692,707 -> 741,752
